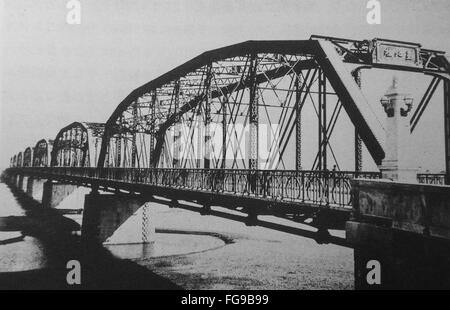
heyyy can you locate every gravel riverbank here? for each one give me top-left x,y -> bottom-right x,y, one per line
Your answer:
132,205 -> 354,290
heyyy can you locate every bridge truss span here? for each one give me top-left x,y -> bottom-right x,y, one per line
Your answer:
32,139 -> 53,167
10,36 -> 450,177
51,122 -> 105,167
98,39 -> 392,172
5,35 -> 450,236
23,147 -> 33,167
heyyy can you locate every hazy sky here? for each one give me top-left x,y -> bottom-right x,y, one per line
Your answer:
1,0 -> 450,170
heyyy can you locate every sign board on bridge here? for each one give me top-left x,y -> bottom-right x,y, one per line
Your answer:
372,39 -> 422,68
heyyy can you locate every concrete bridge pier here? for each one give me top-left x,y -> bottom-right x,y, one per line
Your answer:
22,177 -> 47,201
200,199 -> 212,216
22,176 -> 28,192
169,199 -> 179,209
9,174 -> 18,188
245,211 -> 258,226
41,180 -> 78,208
347,180 -> 450,289
17,174 -> 24,191
25,176 -> 35,196
311,210 -> 333,244
200,205 -> 211,216
81,190 -> 155,244
30,178 -> 46,202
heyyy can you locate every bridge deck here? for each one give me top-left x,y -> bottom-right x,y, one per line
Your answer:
7,168 -> 381,213
5,167 -> 446,245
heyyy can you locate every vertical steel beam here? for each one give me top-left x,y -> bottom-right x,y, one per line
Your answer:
172,80 -> 181,168
159,143 -> 165,168
149,92 -> 156,168
73,128 -> 78,166
221,96 -> 227,169
79,128 -> 83,166
75,128 -> 79,166
318,70 -> 322,171
196,107 -> 202,168
94,138 -> 99,167
444,79 -> 450,184
122,135 -> 128,167
318,69 -> 327,170
163,139 -> 170,168
295,75 -> 303,171
75,128 -> 80,167
81,130 -> 88,167
322,70 -> 327,171
69,128 -> 74,167
58,136 -> 62,166
204,65 -> 213,169
105,143 -> 110,167
116,117 -> 122,167
63,132 -> 68,167
353,69 -> 363,172
248,54 -> 259,170
131,101 -> 138,168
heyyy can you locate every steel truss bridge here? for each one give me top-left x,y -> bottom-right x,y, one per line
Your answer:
5,35 -> 450,240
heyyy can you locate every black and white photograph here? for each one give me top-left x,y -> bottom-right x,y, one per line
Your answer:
0,0 -> 450,293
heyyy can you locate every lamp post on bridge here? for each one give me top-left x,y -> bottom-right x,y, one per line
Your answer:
379,76 -> 417,182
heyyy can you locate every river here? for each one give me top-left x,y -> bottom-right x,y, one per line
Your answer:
0,181 -> 354,289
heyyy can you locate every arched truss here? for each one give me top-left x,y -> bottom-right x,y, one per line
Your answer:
50,122 -> 105,167
33,139 -> 52,167
11,155 -> 17,167
16,152 -> 23,168
93,37 -> 450,171
23,147 -> 33,167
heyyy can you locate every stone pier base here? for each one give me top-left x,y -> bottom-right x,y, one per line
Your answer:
82,192 -> 155,244
17,175 -> 24,191
42,180 -> 78,208
347,179 -> 450,289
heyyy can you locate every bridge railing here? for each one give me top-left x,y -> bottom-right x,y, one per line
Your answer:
417,173 -> 447,185
10,167 -> 450,207
17,167 -> 382,209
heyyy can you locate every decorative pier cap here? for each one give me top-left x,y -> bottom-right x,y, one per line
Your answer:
380,76 -> 414,117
